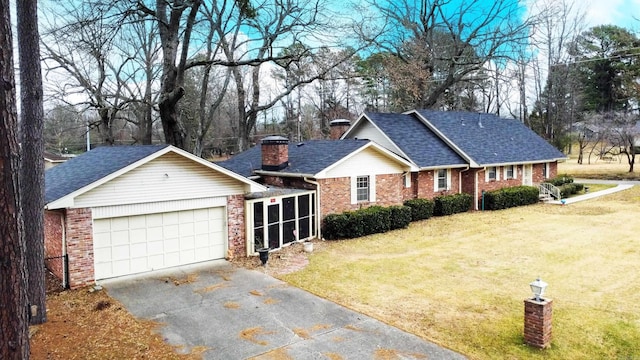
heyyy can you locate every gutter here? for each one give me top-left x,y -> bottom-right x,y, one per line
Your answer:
303,177 -> 322,240
459,166 -> 470,195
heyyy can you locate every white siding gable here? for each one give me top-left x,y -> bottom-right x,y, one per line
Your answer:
347,121 -> 401,154
322,147 -> 406,179
75,152 -> 245,208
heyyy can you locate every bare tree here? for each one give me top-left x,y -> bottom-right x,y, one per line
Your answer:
0,0 -> 29,356
369,0 -> 533,109
41,2 -> 137,146
17,0 -> 47,325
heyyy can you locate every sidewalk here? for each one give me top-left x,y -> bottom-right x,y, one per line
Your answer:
549,183 -> 634,205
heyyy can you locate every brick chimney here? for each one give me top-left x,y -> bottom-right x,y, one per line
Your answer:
329,119 -> 351,140
261,135 -> 289,171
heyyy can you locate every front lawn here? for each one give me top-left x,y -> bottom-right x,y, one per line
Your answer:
280,187 -> 640,359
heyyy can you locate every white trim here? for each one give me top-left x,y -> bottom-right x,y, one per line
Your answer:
503,164 -> 516,180
91,197 -> 228,219
46,145 -> 266,210
434,168 -> 451,191
485,166 -> 498,182
370,175 -> 377,202
316,141 -> 418,178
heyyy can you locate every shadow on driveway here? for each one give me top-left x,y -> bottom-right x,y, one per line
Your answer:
104,261 -> 466,359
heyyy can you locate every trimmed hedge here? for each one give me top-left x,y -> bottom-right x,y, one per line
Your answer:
560,183 -> 584,198
483,186 -> 539,210
323,205 -> 412,240
548,175 -> 574,187
433,193 -> 473,216
403,198 -> 435,221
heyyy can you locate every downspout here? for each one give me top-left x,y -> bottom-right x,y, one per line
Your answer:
61,211 -> 69,289
303,177 -> 322,240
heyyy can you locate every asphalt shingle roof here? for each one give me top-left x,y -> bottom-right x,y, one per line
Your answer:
45,144 -> 169,204
218,139 -> 371,177
363,112 -> 467,168
416,109 -> 566,166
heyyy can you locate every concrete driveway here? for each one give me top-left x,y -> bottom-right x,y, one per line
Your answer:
104,261 -> 466,359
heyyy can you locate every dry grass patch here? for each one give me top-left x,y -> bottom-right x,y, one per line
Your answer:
281,187 -> 640,359
558,155 -> 639,180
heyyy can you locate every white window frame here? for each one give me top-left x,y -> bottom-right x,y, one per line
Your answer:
403,172 -> 411,188
351,175 -> 376,204
542,163 -> 549,179
434,168 -> 451,191
504,165 -> 516,180
486,166 -> 498,182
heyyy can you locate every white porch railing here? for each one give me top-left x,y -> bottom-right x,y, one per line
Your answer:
537,183 -> 561,201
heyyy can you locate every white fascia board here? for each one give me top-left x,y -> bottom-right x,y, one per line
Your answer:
478,157 -> 568,168
167,146 -> 266,192
45,145 -> 266,210
315,141 -> 419,178
406,110 -> 480,168
419,164 -> 468,171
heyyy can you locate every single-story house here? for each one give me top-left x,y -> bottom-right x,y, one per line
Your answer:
342,110 -> 567,209
44,144 -> 265,289
218,136 -> 418,253
220,110 -> 567,246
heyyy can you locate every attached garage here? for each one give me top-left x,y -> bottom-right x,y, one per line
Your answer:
93,207 -> 226,279
44,145 -> 265,288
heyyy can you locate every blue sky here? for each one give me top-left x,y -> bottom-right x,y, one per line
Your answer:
581,0 -> 640,30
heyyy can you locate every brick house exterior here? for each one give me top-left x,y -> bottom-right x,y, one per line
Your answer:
45,145 -> 265,288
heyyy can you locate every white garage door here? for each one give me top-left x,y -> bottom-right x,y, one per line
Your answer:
93,207 -> 226,279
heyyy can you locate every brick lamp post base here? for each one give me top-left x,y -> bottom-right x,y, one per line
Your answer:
524,298 -> 552,348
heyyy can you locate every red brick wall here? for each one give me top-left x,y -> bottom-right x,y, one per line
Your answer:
318,174 -> 405,217
65,208 -> 94,289
44,210 -> 64,282
227,194 -> 246,258
413,169 -> 463,200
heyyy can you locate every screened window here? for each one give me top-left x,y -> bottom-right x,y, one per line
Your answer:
437,169 -> 448,190
542,163 -> 548,178
356,175 -> 369,202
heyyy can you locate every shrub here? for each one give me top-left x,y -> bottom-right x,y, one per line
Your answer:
323,205 -> 412,240
433,193 -> 473,216
560,183 -> 581,198
403,198 -> 435,221
389,205 -> 412,230
483,186 -> 539,210
548,175 -> 574,186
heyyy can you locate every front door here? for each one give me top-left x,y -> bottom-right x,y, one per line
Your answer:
523,164 -> 533,186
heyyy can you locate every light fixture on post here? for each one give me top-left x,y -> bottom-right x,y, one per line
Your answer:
529,278 -> 548,301
524,277 -> 552,348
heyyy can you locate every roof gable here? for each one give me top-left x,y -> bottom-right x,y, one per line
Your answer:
413,110 -> 566,166
218,139 -> 417,178
45,145 -> 264,207
347,112 -> 467,168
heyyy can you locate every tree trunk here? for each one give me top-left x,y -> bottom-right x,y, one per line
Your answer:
0,0 -> 30,357
17,0 -> 46,325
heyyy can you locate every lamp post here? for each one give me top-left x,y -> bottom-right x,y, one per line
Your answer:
524,278 -> 553,348
530,278 -> 548,301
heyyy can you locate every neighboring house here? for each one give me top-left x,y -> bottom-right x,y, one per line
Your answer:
44,151 -> 69,169
218,135 -> 418,251
342,110 -> 567,209
44,144 -> 265,289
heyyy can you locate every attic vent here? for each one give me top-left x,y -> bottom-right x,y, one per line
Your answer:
296,142 -> 305,147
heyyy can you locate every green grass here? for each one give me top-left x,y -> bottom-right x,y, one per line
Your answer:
280,187 -> 640,359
